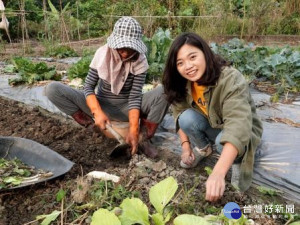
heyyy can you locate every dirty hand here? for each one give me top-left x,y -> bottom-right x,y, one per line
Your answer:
205,172 -> 226,202
126,131 -> 139,155
181,148 -> 195,165
93,110 -> 110,130
181,142 -> 194,165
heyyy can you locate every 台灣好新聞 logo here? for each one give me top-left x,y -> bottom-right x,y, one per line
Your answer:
223,202 -> 242,219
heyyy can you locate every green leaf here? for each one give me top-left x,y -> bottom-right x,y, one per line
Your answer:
257,186 -> 279,196
91,208 -> 121,225
56,189 -> 66,202
289,221 -> 300,225
149,176 -> 178,215
36,210 -> 61,225
173,214 -> 210,225
164,210 -> 172,223
62,2 -> 70,13
152,213 -> 165,225
48,0 -> 58,15
3,65 -> 15,73
119,198 -> 150,225
204,166 -> 213,175
3,176 -> 22,185
67,55 -> 92,80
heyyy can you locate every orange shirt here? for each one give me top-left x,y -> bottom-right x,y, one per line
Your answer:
191,82 -> 208,116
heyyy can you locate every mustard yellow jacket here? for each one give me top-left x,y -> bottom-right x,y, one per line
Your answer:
172,66 -> 263,191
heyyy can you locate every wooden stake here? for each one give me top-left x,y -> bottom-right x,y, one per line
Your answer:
42,0 -> 49,40
76,0 -> 81,41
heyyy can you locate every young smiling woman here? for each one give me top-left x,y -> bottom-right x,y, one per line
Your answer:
162,32 -> 263,202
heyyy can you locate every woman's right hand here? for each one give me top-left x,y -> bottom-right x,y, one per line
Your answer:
181,143 -> 195,165
93,110 -> 110,130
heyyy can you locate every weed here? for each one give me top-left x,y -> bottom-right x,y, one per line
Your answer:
89,180 -> 138,210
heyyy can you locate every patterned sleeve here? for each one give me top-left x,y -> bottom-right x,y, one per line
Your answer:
128,73 -> 146,110
84,68 -> 99,98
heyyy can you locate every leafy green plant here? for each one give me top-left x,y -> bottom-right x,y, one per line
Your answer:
92,209 -> 121,225
174,214 -> 210,225
36,210 -> 61,225
45,45 -> 78,58
211,39 -> 300,100
8,57 -> 60,85
289,222 -> 300,225
91,176 -> 210,225
67,55 -> 93,81
143,28 -> 172,82
3,64 -> 15,73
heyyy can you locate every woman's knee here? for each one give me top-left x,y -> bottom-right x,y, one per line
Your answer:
44,82 -> 63,100
178,109 -> 198,131
214,132 -> 223,154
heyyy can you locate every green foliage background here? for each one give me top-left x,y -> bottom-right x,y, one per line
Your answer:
2,0 -> 299,42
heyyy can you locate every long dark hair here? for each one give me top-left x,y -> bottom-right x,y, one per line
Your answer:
162,32 -> 229,104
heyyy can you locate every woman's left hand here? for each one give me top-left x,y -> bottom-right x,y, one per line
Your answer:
205,172 -> 226,202
126,131 -> 139,155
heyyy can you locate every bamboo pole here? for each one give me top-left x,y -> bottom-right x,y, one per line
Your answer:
59,0 -> 70,45
240,0 -> 246,39
42,0 -> 49,40
19,0 -> 26,54
76,0 -> 81,41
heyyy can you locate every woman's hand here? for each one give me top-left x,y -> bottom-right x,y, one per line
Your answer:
181,143 -> 195,165
126,130 -> 139,155
127,109 -> 140,155
205,142 -> 238,202
93,110 -> 110,130
205,172 -> 226,202
86,94 -> 110,130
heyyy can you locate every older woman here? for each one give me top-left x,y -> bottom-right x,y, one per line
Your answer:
45,17 -> 169,158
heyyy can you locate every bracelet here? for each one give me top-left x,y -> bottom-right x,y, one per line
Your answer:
181,140 -> 190,146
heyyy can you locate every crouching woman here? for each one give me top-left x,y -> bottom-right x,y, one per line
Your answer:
45,17 -> 169,158
162,32 -> 263,202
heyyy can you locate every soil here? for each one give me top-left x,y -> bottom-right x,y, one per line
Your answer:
0,96 -> 294,225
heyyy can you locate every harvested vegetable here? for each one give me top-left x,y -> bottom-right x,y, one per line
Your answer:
0,158 -> 53,189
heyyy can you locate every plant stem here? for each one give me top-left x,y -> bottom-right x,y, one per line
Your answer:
61,197 -> 64,225
240,0 -> 246,39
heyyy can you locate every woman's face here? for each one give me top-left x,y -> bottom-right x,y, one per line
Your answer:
176,44 -> 206,82
117,48 -> 137,61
